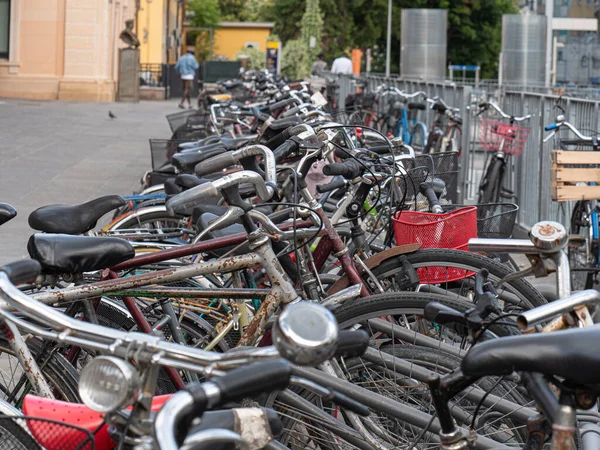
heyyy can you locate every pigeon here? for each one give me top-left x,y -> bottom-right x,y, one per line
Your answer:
108,111 -> 116,119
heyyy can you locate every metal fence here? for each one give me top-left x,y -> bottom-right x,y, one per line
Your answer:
332,73 -> 600,231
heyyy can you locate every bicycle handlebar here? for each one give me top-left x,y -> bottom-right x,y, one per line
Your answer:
543,120 -> 593,143
479,102 -> 531,122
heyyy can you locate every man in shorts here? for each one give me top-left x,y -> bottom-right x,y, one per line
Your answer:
175,46 -> 200,109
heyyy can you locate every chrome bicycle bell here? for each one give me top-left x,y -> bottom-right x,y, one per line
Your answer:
529,221 -> 568,252
273,302 -> 338,366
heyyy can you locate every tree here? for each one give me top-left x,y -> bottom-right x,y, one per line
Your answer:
300,0 -> 324,63
187,0 -> 221,62
236,47 -> 267,69
270,0 -> 516,78
219,0 -> 248,21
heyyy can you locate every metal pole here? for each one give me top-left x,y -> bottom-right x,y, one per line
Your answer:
385,0 -> 392,77
545,1 -> 553,88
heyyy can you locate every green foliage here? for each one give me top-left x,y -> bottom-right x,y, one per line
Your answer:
281,39 -> 310,80
219,0 -> 248,20
187,0 -> 221,28
270,0 -> 516,78
236,47 -> 267,69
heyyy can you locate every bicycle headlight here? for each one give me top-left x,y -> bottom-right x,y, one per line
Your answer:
79,356 -> 141,413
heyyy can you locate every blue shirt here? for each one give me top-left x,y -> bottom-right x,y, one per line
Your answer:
175,53 -> 199,77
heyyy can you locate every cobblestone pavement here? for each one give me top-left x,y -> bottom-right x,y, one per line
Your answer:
0,99 -> 181,262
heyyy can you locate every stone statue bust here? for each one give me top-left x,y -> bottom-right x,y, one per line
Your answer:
120,19 -> 140,48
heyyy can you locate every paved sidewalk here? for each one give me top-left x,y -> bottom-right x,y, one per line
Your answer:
0,99 -> 181,262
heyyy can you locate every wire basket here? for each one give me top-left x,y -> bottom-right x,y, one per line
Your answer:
149,139 -> 193,170
0,415 -> 95,449
166,110 -> 197,133
393,206 -> 477,283
476,203 -> 518,238
399,152 -> 460,204
479,118 -> 530,156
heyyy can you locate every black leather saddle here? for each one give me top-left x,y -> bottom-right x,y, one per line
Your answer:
408,103 -> 426,111
0,203 -> 17,227
171,147 -> 226,173
164,174 -> 211,197
28,196 -> 125,235
28,234 -> 135,274
462,325 -> 600,386
220,137 -> 251,150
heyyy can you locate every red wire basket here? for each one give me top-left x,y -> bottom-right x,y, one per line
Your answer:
479,118 -> 530,156
393,206 -> 477,283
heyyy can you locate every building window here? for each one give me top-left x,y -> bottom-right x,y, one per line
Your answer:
0,0 -> 9,59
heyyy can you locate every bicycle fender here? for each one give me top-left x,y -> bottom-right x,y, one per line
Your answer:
326,243 -> 422,295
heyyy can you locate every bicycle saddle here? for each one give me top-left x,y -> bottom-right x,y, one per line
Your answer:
27,234 -> 135,274
220,136 -> 252,151
164,175 -> 212,196
0,203 -> 17,227
408,102 -> 426,110
171,147 -> 227,173
28,195 -> 125,235
462,325 -> 600,385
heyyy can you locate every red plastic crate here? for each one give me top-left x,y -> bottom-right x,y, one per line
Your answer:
479,118 -> 530,156
393,207 -> 477,283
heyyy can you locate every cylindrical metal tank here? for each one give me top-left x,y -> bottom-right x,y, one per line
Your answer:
401,9 -> 447,80
502,14 -> 546,86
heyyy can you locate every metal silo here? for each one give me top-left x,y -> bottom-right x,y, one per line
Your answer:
401,9 -> 447,80
501,14 -> 546,86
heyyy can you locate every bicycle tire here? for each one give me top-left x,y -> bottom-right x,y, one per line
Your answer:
0,418 -> 42,449
0,337 -> 80,407
361,248 -> 547,309
411,122 -> 427,151
569,200 -> 595,291
478,155 -> 504,204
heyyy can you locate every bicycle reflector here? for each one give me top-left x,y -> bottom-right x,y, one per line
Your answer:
79,356 -> 141,413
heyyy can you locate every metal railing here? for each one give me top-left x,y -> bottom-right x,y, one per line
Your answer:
330,73 -> 600,230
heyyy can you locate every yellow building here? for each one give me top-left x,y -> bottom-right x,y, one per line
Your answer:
137,0 -> 183,65
183,21 -> 274,61
0,0 -> 139,101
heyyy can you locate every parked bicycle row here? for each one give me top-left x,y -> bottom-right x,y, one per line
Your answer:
0,72 -> 597,449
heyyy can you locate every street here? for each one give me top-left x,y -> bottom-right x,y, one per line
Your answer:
0,99 -> 180,262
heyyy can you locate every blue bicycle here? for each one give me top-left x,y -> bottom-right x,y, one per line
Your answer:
376,86 -> 428,150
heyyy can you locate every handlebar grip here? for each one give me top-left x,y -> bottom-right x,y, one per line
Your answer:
273,140 -> 298,164
334,330 -> 369,358
316,177 -> 347,194
269,97 -> 296,113
280,106 -> 303,118
212,360 -> 291,404
544,123 -> 559,131
419,182 -> 442,213
322,160 -> 363,179
265,124 -> 297,150
194,152 -> 237,178
334,148 -> 351,160
1,259 -> 42,285
252,106 -> 270,123
478,102 -> 488,108
431,178 -> 446,196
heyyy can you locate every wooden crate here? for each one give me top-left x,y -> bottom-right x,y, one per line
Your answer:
551,150 -> 600,201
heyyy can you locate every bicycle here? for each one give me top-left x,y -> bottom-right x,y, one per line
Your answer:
544,116 -> 600,291
423,97 -> 462,154
476,101 -> 531,204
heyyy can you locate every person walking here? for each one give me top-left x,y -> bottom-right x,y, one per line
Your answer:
311,53 -> 327,75
331,53 -> 353,75
175,46 -> 199,109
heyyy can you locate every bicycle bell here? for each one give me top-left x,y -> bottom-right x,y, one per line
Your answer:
529,221 -> 568,252
273,302 -> 339,366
